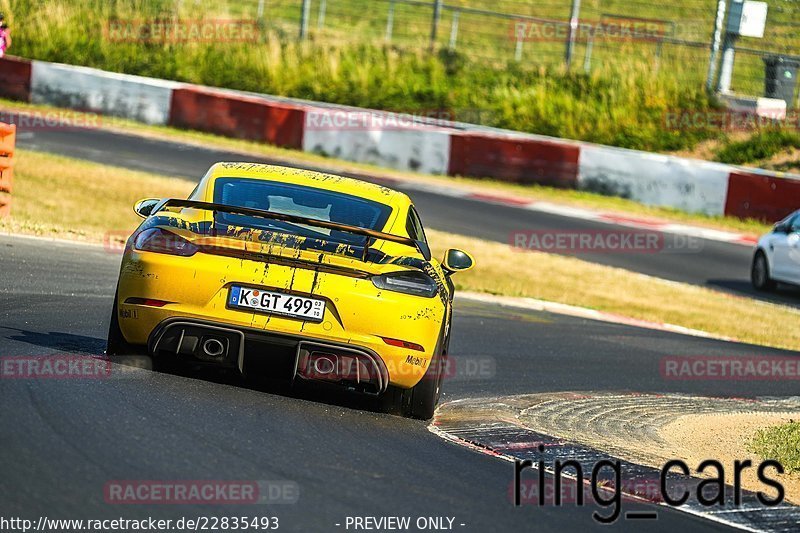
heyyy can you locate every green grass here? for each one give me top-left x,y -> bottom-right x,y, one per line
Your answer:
0,0 -> 728,152
2,0 -> 797,162
750,421 -> 800,473
715,129 -> 800,165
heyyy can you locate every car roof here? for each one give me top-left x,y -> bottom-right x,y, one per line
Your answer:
201,162 -> 411,211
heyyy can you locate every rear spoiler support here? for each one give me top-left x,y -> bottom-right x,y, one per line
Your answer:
151,198 -> 432,261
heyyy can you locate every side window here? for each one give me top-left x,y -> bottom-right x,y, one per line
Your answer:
777,212 -> 800,233
790,213 -> 800,232
406,207 -> 428,244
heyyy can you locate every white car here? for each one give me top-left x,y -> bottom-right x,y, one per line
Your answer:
752,209 -> 800,290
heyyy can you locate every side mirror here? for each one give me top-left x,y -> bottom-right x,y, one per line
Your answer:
133,198 -> 161,218
442,248 -> 474,274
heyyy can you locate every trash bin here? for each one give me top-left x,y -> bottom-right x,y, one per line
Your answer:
763,55 -> 800,108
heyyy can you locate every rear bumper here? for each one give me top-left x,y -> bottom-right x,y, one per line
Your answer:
116,249 -> 445,388
148,317 -> 392,393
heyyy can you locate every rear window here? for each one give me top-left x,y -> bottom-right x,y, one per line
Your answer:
213,178 -> 392,245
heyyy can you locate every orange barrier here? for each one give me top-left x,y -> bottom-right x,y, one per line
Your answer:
0,122 -> 16,217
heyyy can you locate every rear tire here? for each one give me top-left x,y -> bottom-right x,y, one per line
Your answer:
382,332 -> 446,421
406,349 -> 444,420
105,292 -> 139,356
751,251 -> 776,291
106,291 -> 153,373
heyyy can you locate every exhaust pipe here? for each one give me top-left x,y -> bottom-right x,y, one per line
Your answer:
202,338 -> 226,358
295,343 -> 388,394
149,321 -> 245,371
312,355 -> 336,376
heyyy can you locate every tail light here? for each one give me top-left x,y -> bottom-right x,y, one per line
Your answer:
124,298 -> 170,307
371,271 -> 438,298
381,337 -> 425,352
133,228 -> 198,257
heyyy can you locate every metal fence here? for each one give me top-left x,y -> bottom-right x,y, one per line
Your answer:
180,0 -> 800,105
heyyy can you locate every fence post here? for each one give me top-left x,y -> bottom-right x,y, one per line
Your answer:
583,35 -> 594,73
386,0 -> 395,42
655,41 -> 663,74
564,0 -> 581,68
515,28 -> 524,62
299,0 -> 312,39
0,122 -> 16,217
706,0 -> 727,91
448,10 -> 460,50
318,0 -> 327,30
257,0 -> 265,21
716,32 -> 738,93
430,0 -> 443,50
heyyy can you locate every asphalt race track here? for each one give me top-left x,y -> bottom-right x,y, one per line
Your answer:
2,123 -> 799,532
2,234 -> 799,532
13,123 -> 800,307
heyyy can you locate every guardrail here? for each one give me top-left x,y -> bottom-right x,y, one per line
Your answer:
0,122 -> 16,217
1,55 -> 798,222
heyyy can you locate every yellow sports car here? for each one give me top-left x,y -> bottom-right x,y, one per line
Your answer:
107,162 -> 473,419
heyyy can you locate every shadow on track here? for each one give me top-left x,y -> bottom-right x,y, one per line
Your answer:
706,279 -> 800,308
1,328 -> 406,417
154,359 -> 400,419
1,328 -> 107,355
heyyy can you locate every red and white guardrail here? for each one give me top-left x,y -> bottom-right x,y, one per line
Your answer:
0,55 -> 798,223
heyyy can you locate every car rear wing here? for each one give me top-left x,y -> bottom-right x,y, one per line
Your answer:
151,198 -> 432,261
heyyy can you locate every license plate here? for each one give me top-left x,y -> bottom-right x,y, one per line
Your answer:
229,286 -> 325,322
